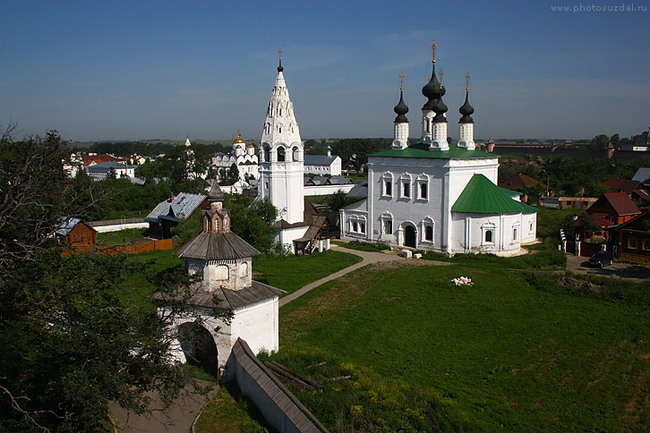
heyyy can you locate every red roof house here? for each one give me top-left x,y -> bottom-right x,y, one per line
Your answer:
587,192 -> 641,228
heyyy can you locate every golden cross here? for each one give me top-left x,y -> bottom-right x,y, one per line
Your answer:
465,72 -> 471,90
278,48 -> 283,60
438,68 -> 443,83
237,128 -> 241,137
431,39 -> 436,62
399,72 -> 405,91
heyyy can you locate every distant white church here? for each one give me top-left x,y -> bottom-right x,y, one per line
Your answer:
210,131 -> 260,181
340,41 -> 537,255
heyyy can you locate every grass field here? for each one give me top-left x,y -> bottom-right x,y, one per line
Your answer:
269,259 -> 650,432
252,250 -> 361,294
96,228 -> 150,245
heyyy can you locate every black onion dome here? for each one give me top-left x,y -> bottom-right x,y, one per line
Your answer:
459,89 -> 474,123
394,90 -> 409,123
422,63 -> 442,109
433,98 -> 448,122
277,58 -> 284,72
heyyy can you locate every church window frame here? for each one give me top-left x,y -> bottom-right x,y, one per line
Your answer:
214,264 -> 229,281
349,215 -> 367,236
481,221 -> 497,246
292,146 -> 300,162
381,212 -> 394,236
416,174 -> 429,201
420,217 -> 434,243
277,146 -> 286,162
263,144 -> 271,162
381,172 -> 393,198
400,173 -> 412,199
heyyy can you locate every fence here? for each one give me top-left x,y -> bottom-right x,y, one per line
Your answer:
223,338 -> 329,433
64,238 -> 174,256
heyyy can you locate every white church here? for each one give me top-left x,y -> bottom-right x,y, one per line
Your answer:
340,41 -> 537,255
211,131 -> 260,181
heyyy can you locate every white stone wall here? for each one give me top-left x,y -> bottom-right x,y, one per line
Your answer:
231,299 -> 279,356
274,225 -> 310,250
303,156 -> 342,176
186,258 -> 253,291
450,213 -> 523,254
303,183 -> 354,196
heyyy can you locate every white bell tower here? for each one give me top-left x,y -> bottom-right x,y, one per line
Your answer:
257,51 -> 304,224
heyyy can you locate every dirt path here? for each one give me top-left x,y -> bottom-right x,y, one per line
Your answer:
566,255 -> 650,282
109,381 -> 216,433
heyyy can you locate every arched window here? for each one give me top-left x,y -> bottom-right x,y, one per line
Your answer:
485,230 -> 493,243
215,265 -> 229,281
263,145 -> 270,162
239,261 -> 248,278
425,225 -> 433,241
400,174 -> 412,199
277,147 -> 285,162
381,173 -> 393,197
292,146 -> 300,161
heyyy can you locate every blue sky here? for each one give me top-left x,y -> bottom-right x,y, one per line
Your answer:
1,0 -> 648,142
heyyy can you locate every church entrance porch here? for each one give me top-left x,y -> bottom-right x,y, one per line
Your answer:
404,225 -> 417,248
177,321 -> 218,376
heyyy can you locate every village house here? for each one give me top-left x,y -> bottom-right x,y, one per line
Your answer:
587,192 -> 641,238
145,192 -> 207,239
610,210 -> 650,262
55,217 -> 97,247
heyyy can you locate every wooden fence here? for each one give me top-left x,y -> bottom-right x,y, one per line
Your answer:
64,238 -> 174,256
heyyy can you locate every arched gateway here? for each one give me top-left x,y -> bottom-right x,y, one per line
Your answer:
157,181 -> 282,376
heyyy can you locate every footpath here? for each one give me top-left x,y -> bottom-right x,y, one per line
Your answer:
279,244 -> 404,306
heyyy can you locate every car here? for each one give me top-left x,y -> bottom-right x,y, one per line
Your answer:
587,251 -> 613,269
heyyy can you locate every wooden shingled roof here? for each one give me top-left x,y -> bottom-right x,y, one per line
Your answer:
185,280 -> 283,311
177,231 -> 260,261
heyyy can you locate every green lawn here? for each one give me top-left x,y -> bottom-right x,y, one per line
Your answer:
193,385 -> 271,433
96,228 -> 150,245
252,250 -> 362,294
271,261 -> 650,432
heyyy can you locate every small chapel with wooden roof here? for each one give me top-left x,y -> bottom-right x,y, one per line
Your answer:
163,181 -> 282,374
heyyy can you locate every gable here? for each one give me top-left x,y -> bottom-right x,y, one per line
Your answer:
452,174 -> 533,214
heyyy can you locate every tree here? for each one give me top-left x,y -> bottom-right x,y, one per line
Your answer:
0,128 -> 218,432
226,196 -> 278,253
331,139 -> 378,174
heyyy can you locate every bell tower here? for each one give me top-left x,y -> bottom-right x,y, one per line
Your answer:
257,50 -> 304,224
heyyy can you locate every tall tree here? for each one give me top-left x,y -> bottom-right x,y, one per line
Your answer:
0,127 -> 215,432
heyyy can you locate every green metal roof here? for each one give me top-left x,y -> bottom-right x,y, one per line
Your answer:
370,142 -> 498,160
452,174 -> 537,214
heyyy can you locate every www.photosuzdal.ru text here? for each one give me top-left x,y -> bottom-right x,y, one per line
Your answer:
550,3 -> 647,13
